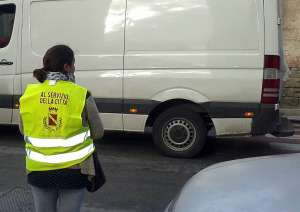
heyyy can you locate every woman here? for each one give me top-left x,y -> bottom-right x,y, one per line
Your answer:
19,45 -> 104,212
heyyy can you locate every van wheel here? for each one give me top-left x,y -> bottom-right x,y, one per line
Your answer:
152,107 -> 207,158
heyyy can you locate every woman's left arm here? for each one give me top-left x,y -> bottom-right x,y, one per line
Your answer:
85,95 -> 104,140
19,109 -> 24,135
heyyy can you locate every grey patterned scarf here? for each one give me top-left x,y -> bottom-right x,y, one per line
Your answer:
46,72 -> 75,83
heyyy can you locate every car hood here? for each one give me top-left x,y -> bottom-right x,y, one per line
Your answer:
169,153 -> 300,212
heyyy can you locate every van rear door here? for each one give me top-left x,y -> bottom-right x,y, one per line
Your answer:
0,1 -> 20,123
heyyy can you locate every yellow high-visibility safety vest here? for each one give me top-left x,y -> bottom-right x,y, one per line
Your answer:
20,80 -> 94,171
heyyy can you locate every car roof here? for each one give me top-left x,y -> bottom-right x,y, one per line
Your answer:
171,153 -> 300,212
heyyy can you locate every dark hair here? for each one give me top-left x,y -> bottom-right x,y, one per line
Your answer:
33,45 -> 74,83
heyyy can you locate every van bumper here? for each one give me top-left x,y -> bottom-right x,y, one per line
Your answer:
251,104 -> 294,137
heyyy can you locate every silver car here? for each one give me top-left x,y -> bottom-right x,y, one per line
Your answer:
165,153 -> 300,212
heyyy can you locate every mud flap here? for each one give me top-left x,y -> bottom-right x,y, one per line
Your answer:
271,117 -> 294,137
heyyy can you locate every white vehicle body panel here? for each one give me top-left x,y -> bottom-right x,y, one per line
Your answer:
213,118 -> 252,136
124,0 -> 265,135
166,153 -> 300,212
0,0 -> 288,140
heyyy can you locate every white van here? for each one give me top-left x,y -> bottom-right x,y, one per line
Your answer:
0,0 -> 294,158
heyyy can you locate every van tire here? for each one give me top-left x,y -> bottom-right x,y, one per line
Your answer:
152,107 -> 207,158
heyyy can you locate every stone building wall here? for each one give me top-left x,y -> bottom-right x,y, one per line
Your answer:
281,0 -> 300,108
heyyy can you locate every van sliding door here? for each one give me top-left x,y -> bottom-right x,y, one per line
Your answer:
22,0 -> 126,130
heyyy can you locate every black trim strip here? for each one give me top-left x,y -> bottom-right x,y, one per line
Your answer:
0,95 -> 274,119
123,99 -> 160,115
202,102 -> 260,118
93,98 -> 160,115
0,95 -> 22,109
94,98 -> 123,113
13,95 -> 21,107
0,95 -> 13,109
95,99 -> 262,118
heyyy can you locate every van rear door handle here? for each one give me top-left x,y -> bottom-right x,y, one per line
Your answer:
0,61 -> 13,65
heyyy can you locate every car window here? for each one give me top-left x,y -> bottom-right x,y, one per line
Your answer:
0,4 -> 16,48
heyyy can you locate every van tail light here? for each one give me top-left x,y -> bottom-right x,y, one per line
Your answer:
261,55 -> 280,104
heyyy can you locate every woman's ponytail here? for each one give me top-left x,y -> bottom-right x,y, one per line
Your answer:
33,69 -> 47,83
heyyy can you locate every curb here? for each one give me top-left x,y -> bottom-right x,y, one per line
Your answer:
280,108 -> 300,122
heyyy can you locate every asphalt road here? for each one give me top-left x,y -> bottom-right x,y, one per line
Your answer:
0,125 -> 299,212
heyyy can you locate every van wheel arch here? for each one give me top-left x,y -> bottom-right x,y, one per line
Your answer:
146,99 -> 209,128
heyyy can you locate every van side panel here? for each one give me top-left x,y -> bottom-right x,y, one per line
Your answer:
126,0 -> 260,52
124,0 -> 265,135
21,0 -> 126,130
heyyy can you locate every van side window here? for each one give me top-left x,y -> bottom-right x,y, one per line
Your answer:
0,4 -> 16,48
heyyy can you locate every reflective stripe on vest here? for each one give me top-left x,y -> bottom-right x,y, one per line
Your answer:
26,143 -> 95,164
25,130 -> 91,148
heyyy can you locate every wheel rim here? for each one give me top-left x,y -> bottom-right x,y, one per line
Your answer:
162,118 -> 196,152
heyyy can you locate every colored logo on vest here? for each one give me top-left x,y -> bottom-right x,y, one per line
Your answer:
43,107 -> 62,132
49,114 -> 58,126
